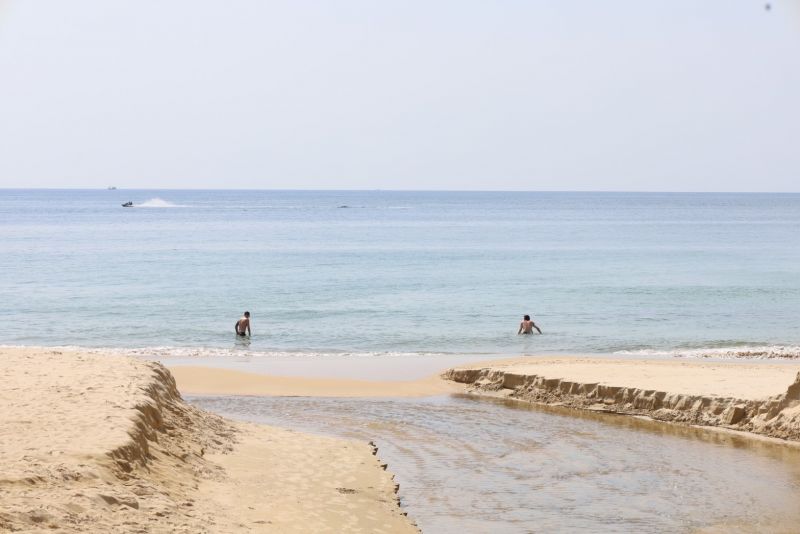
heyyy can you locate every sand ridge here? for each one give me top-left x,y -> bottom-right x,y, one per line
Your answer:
0,347 -> 417,533
445,356 -> 800,441
454,355 -> 800,399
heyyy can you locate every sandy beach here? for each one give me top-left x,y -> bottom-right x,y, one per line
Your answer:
0,347 -> 416,533
5,348 -> 800,532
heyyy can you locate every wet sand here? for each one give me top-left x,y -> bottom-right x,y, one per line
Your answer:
170,366 -> 460,397
0,347 -> 416,533
168,354 -> 799,400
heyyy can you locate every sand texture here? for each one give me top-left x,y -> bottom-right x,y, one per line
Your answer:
169,366 -> 459,397
0,348 -> 416,533
445,356 -> 800,441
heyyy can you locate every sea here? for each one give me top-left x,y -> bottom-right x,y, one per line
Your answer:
2,189 -> 799,360
4,189 -> 800,532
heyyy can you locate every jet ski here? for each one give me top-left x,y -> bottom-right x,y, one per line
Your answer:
122,201 -> 133,207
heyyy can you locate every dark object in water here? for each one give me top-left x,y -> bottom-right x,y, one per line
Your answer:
122,201 -> 133,207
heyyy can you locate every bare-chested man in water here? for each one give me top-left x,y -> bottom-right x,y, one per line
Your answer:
235,311 -> 251,336
517,314 -> 542,335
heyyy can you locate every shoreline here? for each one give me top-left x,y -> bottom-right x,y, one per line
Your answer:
0,347 -> 417,533
6,343 -> 800,381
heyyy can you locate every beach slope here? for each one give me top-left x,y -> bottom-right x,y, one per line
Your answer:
0,348 -> 416,533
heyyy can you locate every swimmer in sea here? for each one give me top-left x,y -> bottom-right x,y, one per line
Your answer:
517,314 -> 542,335
235,311 -> 251,336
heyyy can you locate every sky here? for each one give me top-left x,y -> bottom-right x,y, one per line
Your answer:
0,1 -> 798,191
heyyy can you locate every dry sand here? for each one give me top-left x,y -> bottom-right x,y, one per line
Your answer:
170,366 -> 460,397
0,347 -> 416,533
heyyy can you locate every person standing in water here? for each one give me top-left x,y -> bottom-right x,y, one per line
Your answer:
235,311 -> 251,336
517,314 -> 542,335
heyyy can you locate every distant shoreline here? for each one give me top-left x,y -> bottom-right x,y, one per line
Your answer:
4,187 -> 800,193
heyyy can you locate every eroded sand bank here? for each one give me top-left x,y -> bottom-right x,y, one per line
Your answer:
444,356 -> 800,441
0,348 -> 417,533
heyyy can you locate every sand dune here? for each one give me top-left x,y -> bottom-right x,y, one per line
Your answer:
0,348 -> 416,533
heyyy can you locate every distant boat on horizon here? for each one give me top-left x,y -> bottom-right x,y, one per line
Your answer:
107,186 -> 117,190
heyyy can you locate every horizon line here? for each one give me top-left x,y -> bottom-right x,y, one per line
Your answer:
1,187 -> 800,194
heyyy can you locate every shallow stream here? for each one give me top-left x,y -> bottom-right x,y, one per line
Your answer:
191,394 -> 800,533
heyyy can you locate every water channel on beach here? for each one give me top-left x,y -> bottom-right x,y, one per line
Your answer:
190,394 -> 800,533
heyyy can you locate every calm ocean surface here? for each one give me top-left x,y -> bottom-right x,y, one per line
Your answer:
2,189 -> 800,359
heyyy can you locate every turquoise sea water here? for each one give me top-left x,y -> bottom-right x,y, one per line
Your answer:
2,189 -> 800,359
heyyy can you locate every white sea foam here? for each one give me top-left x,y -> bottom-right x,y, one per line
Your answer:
116,347 -> 452,360
136,197 -> 187,208
8,343 -> 800,361
0,345 -> 453,361
614,345 -> 800,360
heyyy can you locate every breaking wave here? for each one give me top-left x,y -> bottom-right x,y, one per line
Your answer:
0,345 -> 453,361
614,345 -> 800,360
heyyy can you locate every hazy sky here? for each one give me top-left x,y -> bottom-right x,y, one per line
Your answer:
0,1 -> 798,191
